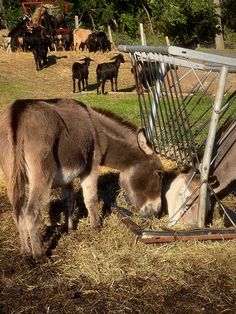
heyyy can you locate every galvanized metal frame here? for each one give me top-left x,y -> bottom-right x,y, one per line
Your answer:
119,44 -> 236,228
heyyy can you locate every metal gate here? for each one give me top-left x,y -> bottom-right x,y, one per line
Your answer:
118,44 -> 236,230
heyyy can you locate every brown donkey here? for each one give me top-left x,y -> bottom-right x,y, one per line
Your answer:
0,98 -> 164,260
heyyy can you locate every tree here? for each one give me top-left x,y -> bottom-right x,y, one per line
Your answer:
221,0 -> 236,31
0,0 -> 6,28
214,0 -> 225,49
1,0 -> 22,29
0,0 -> 234,45
147,0 -> 218,43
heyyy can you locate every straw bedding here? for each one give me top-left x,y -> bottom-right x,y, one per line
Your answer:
0,167 -> 236,313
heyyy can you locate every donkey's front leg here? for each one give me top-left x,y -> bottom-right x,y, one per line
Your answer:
80,170 -> 101,229
13,210 -> 31,256
61,183 -> 75,231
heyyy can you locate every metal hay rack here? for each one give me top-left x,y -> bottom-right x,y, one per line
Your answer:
117,44 -> 236,242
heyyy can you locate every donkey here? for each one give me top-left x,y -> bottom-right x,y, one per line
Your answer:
0,98 -> 164,260
164,118 -> 236,226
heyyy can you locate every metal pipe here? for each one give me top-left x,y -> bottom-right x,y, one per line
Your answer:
118,45 -> 236,69
197,65 -> 229,227
118,44 -> 169,55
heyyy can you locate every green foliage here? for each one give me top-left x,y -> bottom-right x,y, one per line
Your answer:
4,0 -> 22,29
111,31 -> 140,46
224,27 -> 236,48
148,0 -> 218,43
221,0 -> 236,31
1,0 -> 235,46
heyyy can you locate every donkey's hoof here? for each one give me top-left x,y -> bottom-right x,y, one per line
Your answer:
90,219 -> 102,230
24,255 -> 47,267
33,253 -> 49,265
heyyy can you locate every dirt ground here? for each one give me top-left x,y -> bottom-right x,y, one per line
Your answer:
0,49 -> 236,314
0,49 -> 136,102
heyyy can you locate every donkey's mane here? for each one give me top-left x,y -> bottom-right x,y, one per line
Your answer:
92,107 -> 137,133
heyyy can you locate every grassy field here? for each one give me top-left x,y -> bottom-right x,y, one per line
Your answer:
0,50 -> 236,314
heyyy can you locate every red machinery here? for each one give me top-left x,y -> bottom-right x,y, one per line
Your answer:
21,1 -> 69,27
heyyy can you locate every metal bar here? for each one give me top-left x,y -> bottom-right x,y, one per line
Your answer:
168,46 -> 236,68
198,65 -> 229,227
140,232 -> 236,244
119,45 -> 236,69
119,45 -> 169,55
112,205 -> 236,244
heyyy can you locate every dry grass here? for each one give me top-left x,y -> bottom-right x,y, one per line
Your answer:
0,49 -> 135,107
0,50 -> 236,313
1,167 -> 236,313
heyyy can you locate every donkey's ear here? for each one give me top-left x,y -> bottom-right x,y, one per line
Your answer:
137,128 -> 153,155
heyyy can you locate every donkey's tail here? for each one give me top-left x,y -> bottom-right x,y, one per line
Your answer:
9,119 -> 26,222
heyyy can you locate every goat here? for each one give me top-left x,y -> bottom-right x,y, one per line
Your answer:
73,28 -> 92,51
132,60 -> 177,91
72,57 -> 93,93
0,29 -> 10,51
55,30 -> 73,51
25,26 -> 51,71
85,32 -> 111,53
96,54 -> 125,94
96,32 -> 111,52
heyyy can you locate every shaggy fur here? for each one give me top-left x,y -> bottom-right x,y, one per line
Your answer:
0,98 -> 163,259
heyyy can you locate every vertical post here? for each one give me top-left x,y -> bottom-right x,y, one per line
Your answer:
74,16 -> 79,51
165,36 -> 170,46
75,15 -> 79,29
198,65 -> 228,227
140,23 -> 146,45
108,25 -> 113,43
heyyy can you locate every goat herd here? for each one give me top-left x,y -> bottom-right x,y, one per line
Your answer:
0,14 -> 127,94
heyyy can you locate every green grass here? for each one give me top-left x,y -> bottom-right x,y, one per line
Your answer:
0,80 -> 30,108
74,93 -> 141,125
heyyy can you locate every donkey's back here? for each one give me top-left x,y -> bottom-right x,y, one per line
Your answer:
0,98 -> 107,177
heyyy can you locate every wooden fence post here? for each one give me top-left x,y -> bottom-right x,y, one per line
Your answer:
165,36 -> 170,46
108,25 -> 113,43
75,15 -> 79,30
140,23 -> 146,46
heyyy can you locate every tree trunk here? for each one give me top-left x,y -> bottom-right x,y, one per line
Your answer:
0,0 -> 7,28
142,3 -> 154,36
214,0 -> 225,50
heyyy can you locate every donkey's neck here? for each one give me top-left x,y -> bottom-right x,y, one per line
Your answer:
91,107 -> 144,171
102,136 -> 145,170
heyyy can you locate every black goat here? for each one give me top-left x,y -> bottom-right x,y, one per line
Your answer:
86,32 -> 111,53
132,61 -> 177,90
96,54 -> 125,94
25,26 -> 51,71
72,57 -> 93,93
96,32 -> 111,52
86,33 -> 97,52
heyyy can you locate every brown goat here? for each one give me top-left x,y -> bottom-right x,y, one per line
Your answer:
73,28 -> 92,51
